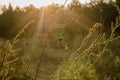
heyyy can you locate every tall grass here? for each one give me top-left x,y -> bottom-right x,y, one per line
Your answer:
54,6 -> 120,80
0,20 -> 34,80
0,3 -> 120,80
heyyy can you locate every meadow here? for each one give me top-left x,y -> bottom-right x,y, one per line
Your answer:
0,0 -> 120,80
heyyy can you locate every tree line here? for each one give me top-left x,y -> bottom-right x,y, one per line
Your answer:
0,0 -> 120,39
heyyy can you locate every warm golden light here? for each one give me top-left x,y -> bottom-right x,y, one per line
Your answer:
0,0 -> 90,7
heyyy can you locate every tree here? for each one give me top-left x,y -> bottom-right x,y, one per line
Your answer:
116,0 -> 120,8
1,5 -> 7,13
68,0 -> 82,12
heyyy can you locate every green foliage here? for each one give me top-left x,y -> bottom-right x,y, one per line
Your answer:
53,5 -> 120,79
0,40 -> 18,80
0,1 -> 120,80
0,4 -> 39,39
0,21 -> 34,80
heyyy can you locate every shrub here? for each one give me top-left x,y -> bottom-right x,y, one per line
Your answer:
54,8 -> 120,79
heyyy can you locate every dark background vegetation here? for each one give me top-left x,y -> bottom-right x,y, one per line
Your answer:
0,0 -> 120,39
